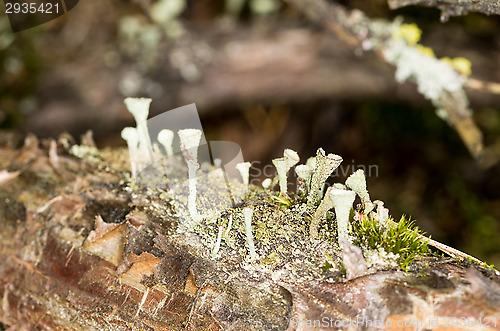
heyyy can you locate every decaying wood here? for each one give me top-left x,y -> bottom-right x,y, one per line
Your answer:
1,132 -> 500,330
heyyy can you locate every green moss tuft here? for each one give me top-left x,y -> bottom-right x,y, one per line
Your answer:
352,214 -> 429,269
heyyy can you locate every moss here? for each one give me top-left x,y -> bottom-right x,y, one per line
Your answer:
352,214 -> 429,269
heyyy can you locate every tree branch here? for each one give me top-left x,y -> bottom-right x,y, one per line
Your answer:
285,0 -> 484,160
387,0 -> 500,19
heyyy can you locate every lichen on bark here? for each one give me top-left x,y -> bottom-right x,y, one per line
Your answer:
0,132 -> 499,330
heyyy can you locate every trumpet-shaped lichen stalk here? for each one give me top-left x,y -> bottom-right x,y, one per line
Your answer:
372,200 -> 390,226
295,164 -> 313,194
306,148 -> 343,211
331,189 -> 356,241
211,225 -> 224,257
310,187 -> 356,239
225,215 -> 233,236
345,169 -> 374,213
157,129 -> 174,157
310,186 -> 335,239
121,127 -> 139,178
124,97 -> 154,161
243,207 -> 257,260
187,159 -> 200,220
178,129 -> 202,163
272,149 -> 300,195
236,162 -> 252,188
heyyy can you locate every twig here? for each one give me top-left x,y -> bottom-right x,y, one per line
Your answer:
466,78 -> 500,95
418,234 -> 484,265
285,0 -> 484,160
387,0 -> 500,19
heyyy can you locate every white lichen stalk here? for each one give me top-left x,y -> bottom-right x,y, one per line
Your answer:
310,187 -> 355,240
306,148 -> 342,211
372,200 -> 390,227
178,129 -> 202,163
211,225 -> 224,257
295,164 -> 313,194
345,169 -> 374,213
187,159 -> 200,221
331,189 -> 356,241
310,186 -> 336,239
157,129 -> 174,157
236,162 -> 252,188
121,127 -> 139,179
124,97 -> 154,161
272,149 -> 300,195
243,207 -> 257,260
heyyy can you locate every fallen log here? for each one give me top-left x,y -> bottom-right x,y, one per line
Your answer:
0,132 -> 499,330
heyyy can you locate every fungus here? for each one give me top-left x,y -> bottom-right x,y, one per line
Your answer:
187,159 -> 200,220
272,149 -> 300,195
157,129 -> 174,157
243,207 -> 257,260
178,128 -> 202,163
310,187 -> 355,240
345,169 -> 374,213
236,162 -> 252,188
121,127 -> 140,178
211,225 -> 224,257
124,97 -> 154,161
306,148 -> 342,211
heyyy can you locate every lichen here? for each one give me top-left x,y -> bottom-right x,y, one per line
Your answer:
382,21 -> 473,121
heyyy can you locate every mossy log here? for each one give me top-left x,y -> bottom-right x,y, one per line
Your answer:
0,131 -> 499,330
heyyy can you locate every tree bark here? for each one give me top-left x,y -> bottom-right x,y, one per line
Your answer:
0,132 -> 500,330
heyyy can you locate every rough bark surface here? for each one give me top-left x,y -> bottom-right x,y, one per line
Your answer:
0,132 -> 500,330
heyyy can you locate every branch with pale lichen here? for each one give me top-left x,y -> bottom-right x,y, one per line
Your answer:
387,0 -> 500,19
285,0 -> 484,160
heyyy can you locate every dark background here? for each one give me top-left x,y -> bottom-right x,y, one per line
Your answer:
1,0 -> 500,265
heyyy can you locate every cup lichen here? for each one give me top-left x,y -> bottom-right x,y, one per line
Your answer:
178,128 -> 202,163
236,162 -> 252,188
306,148 -> 342,211
272,149 -> 300,195
157,129 -> 174,157
345,169 -> 374,213
243,207 -> 257,260
124,97 -> 154,161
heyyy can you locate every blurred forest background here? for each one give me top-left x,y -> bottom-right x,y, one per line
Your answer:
1,0 -> 500,265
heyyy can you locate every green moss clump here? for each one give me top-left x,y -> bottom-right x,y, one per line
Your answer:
352,214 -> 429,269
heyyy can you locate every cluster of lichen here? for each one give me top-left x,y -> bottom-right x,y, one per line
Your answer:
352,214 -> 429,270
392,23 -> 472,76
118,97 -> 434,272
